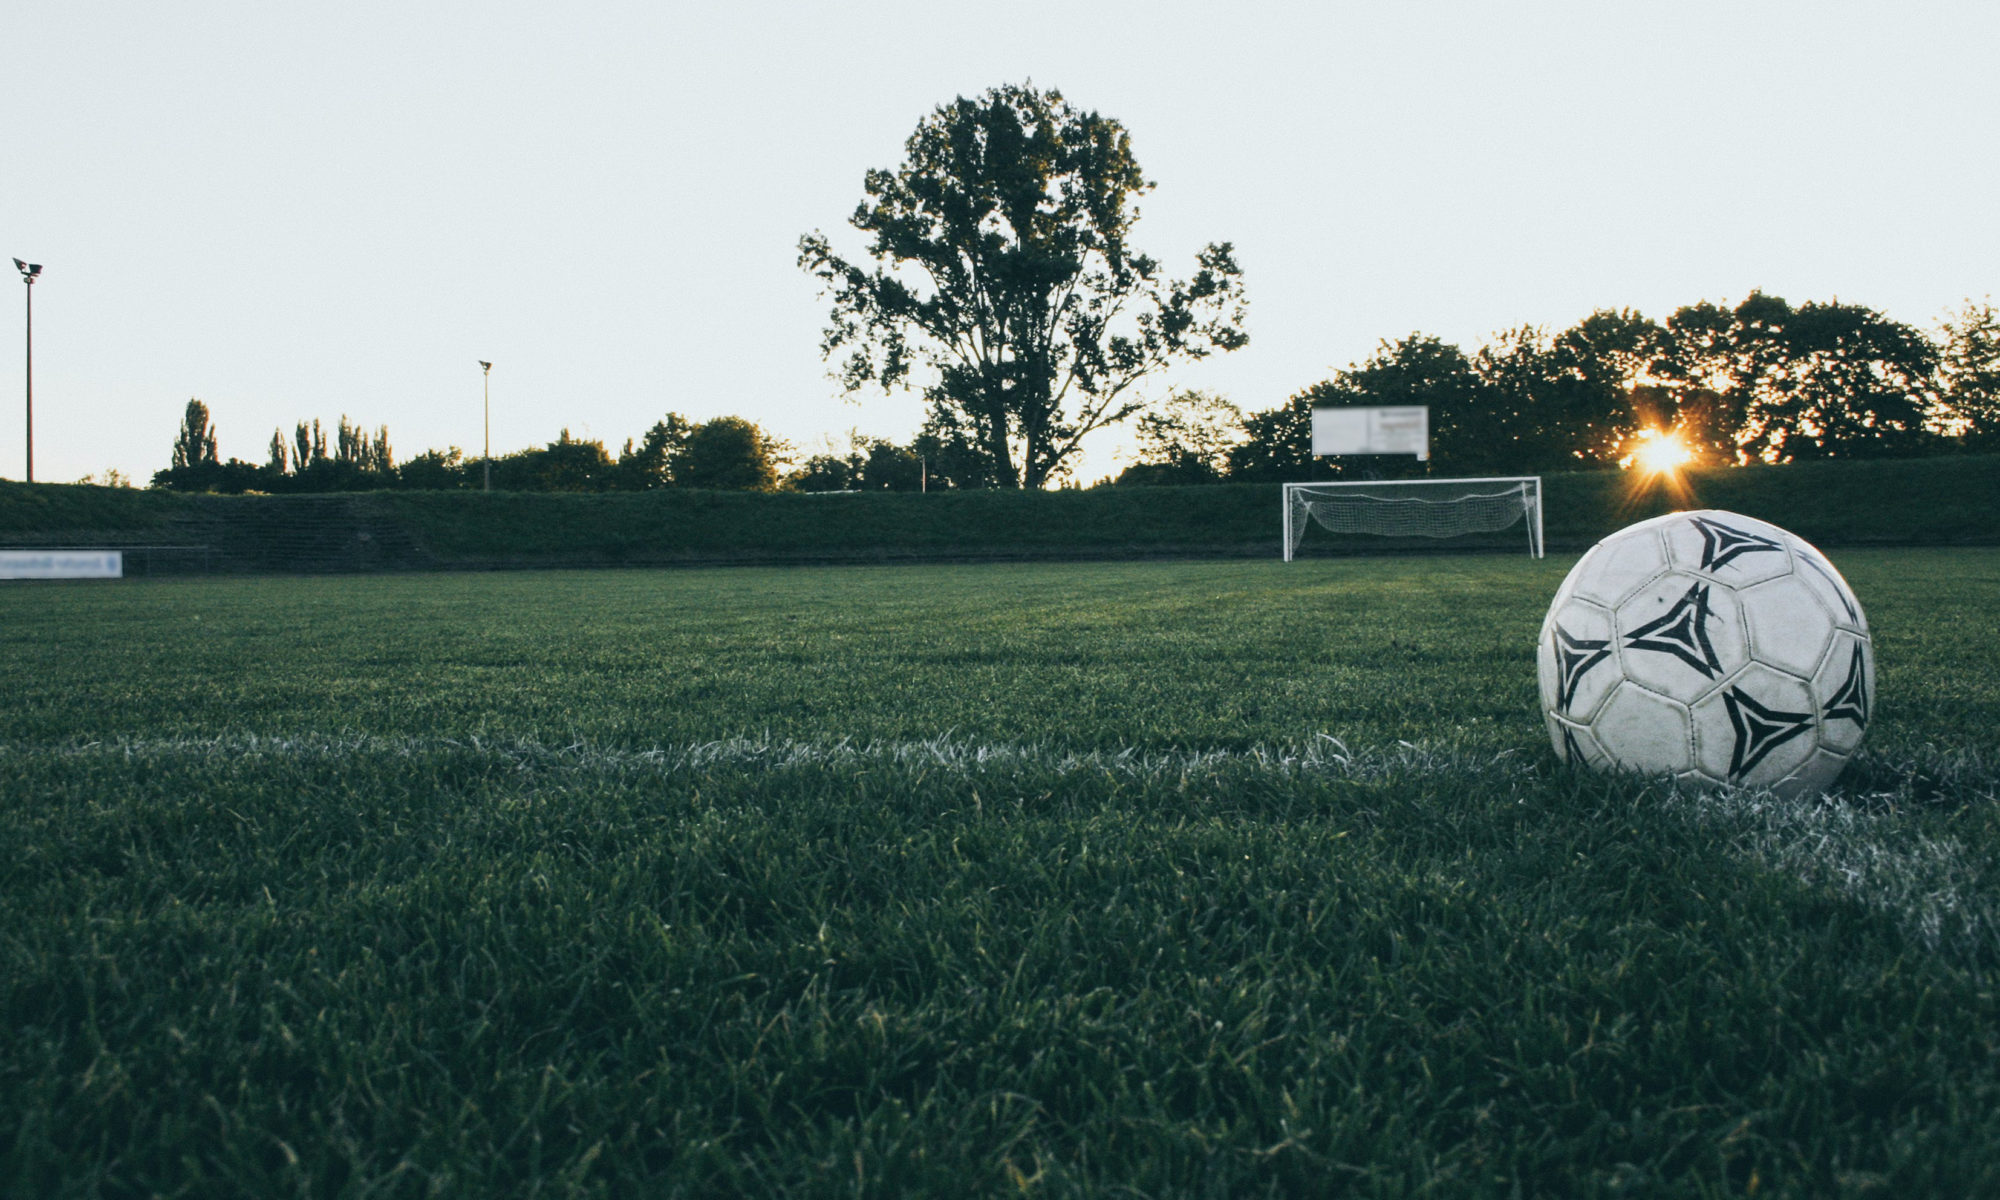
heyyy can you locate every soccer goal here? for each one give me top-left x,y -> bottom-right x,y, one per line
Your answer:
1282,476 -> 1545,560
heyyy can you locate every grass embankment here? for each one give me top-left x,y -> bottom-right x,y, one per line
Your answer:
0,479 -> 192,537
369,454 -> 2000,566
4,552 -> 2000,1195
3,454 -> 1996,568
382,482 -> 1278,566
1541,455 -> 2000,548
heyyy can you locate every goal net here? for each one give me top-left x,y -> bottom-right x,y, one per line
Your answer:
1283,476 -> 1544,560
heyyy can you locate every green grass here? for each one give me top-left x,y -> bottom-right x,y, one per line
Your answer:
3,551 -> 1999,1197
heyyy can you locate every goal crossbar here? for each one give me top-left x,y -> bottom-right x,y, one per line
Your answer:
1282,476 -> 1544,560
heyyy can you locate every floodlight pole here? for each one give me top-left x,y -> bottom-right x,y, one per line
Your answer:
479,360 -> 492,491
13,259 -> 40,483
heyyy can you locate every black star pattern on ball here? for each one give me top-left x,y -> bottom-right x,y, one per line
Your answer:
1553,624 -> 1611,712
1822,643 -> 1870,725
1691,516 -> 1784,572
1623,582 -> 1723,679
1723,686 -> 1817,780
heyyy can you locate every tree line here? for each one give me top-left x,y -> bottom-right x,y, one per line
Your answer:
152,404 -> 793,494
148,288 -> 1998,496
148,399 -> 1016,495
1127,292 -> 2000,486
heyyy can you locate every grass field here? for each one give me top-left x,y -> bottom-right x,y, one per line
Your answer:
4,551 -> 1999,1197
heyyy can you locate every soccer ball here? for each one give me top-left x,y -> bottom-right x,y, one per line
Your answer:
1538,510 -> 1872,797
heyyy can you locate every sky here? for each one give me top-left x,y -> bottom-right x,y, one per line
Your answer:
5,1 -> 1997,486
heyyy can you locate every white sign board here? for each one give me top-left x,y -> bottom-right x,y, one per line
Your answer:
1311,406 -> 1429,460
0,550 -> 124,580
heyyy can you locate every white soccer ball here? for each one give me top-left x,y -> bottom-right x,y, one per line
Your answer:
1537,509 -> 1873,797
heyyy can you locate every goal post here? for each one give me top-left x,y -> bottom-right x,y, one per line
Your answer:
1282,476 -> 1545,560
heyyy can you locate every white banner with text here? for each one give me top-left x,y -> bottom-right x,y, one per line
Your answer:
0,551 -> 124,579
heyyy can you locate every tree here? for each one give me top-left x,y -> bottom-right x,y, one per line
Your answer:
1937,297 -> 2000,448
787,429 -> 874,492
293,420 -> 328,473
1339,335 -> 1495,473
170,399 -> 220,471
858,438 -> 924,490
1753,300 -> 1937,459
1117,389 -> 1241,484
800,83 -> 1248,489
617,413 -> 696,489
910,420 -> 998,490
1230,336 -> 1495,482
1648,301 -> 1753,463
1224,385 -> 1330,483
531,430 -> 617,491
398,447 -> 468,490
153,399 -> 230,490
1458,315 -> 1660,472
1544,309 -> 1669,466
789,450 -> 861,492
333,416 -> 394,475
677,417 -> 786,491
1656,294 -> 1938,461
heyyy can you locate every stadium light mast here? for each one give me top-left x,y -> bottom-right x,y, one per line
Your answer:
13,259 -> 40,483
479,360 -> 492,491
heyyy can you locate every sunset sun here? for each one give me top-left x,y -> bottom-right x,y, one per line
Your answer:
1626,428 -> 1694,476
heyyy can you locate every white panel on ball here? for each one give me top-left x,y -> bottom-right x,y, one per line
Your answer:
1590,683 -> 1694,777
1566,531 -> 1669,609
1738,574 -> 1838,679
1536,509 -> 1873,798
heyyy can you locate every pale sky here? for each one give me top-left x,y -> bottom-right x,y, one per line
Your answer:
5,1 -> 1996,486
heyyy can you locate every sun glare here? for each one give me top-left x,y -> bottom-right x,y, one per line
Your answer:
1624,429 -> 1693,476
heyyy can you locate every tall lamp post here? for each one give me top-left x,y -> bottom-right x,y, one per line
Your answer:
479,360 -> 493,491
13,259 -> 40,483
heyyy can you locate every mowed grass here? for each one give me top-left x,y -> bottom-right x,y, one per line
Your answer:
3,551 -> 1999,1197
0,557 -> 1573,751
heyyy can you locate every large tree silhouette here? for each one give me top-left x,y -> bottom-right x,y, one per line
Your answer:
800,84 -> 1248,488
